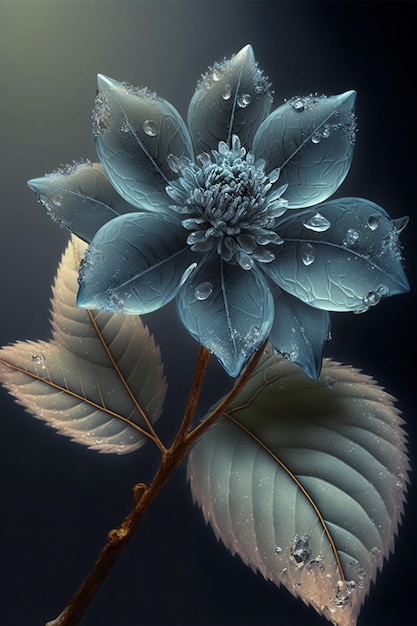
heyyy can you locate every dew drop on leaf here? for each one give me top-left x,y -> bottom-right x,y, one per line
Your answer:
32,354 -> 45,365
142,120 -> 159,136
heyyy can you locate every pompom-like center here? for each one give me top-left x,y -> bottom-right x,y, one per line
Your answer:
165,135 -> 288,270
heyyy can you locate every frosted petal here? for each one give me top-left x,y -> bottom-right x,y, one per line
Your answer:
269,288 -> 331,378
187,44 -> 272,155
176,256 -> 274,376
94,75 -> 193,211
252,91 -> 357,208
265,198 -> 409,311
28,162 -> 135,243
77,213 -> 196,314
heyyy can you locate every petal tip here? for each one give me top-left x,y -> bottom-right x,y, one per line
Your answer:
234,43 -> 255,66
97,73 -> 117,91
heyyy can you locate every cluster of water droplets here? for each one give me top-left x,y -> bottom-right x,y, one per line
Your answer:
165,135 -> 288,272
197,56 -> 273,103
288,94 -> 357,145
32,159 -> 93,228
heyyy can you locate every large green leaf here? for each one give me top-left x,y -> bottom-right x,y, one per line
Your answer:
188,352 -> 408,626
0,237 -> 166,454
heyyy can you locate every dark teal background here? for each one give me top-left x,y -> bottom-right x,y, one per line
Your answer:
0,1 -> 416,625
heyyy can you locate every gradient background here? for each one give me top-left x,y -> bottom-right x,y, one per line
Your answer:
0,1 -> 416,625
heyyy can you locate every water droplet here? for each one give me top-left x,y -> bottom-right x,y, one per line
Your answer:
32,354 -> 45,365
290,533 -> 310,566
363,290 -> 381,307
212,69 -> 222,81
222,84 -> 232,100
301,243 -> 315,266
92,92 -> 112,135
52,195 -> 63,207
275,546 -> 282,554
290,98 -> 305,112
369,546 -> 381,560
307,554 -> 324,572
324,376 -> 336,389
303,212 -> 331,232
367,214 -> 382,231
311,132 -> 322,144
280,567 -> 288,579
195,282 -> 213,301
143,120 -> 159,136
343,228 -> 359,246
377,284 -> 389,297
237,93 -> 251,108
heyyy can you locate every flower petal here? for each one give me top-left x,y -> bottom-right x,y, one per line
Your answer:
28,162 -> 136,243
263,198 -> 409,312
94,75 -> 193,211
268,287 -> 331,379
176,255 -> 274,376
77,213 -> 197,314
252,91 -> 357,208
187,44 -> 273,155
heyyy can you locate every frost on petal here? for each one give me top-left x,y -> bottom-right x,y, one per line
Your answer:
187,44 -> 273,155
94,75 -> 193,212
252,91 -> 357,208
176,255 -> 274,376
268,287 -> 331,378
265,198 -> 409,312
28,162 -> 136,243
77,212 -> 197,314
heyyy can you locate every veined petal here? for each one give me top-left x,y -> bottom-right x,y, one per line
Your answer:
176,255 -> 274,376
268,287 -> 331,379
187,44 -> 273,155
264,198 -> 409,312
94,75 -> 193,212
252,91 -> 357,208
77,213 -> 197,314
28,162 -> 136,243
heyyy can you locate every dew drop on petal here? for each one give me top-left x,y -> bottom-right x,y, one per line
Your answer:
363,290 -> 381,307
367,214 -> 382,231
343,228 -> 359,246
222,84 -> 232,100
195,281 -> 213,301
290,97 -> 305,112
32,354 -> 45,365
275,546 -> 282,554
143,120 -> 159,136
302,212 -> 331,232
311,132 -> 322,144
301,243 -> 315,266
377,284 -> 389,296
52,195 -> 63,207
237,93 -> 251,108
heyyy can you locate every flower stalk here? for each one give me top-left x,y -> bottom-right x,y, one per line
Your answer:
45,340 -> 266,626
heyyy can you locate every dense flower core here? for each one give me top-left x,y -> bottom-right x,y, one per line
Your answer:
165,136 -> 288,270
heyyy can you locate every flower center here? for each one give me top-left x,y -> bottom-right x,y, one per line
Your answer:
165,135 -> 288,270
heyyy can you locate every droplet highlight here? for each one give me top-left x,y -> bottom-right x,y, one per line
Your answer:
302,212 -> 331,232
195,282 -> 213,301
301,243 -> 315,266
237,93 -> 251,108
143,120 -> 159,136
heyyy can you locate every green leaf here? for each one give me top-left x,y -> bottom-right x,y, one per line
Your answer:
188,352 -> 408,626
0,237 -> 166,454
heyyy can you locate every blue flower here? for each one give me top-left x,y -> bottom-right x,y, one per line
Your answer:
28,45 -> 409,378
